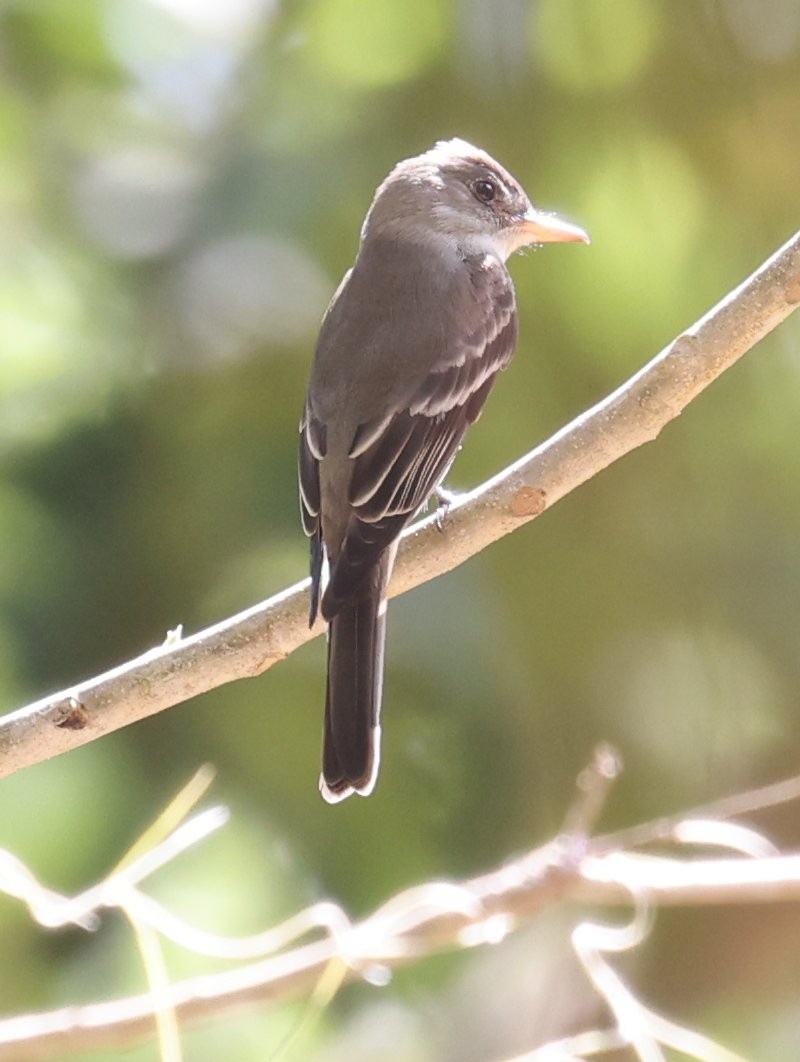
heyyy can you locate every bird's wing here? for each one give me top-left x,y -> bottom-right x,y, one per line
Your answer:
299,405 -> 325,625
321,265 -> 518,618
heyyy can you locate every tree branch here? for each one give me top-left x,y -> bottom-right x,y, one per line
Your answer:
3,757 -> 800,1059
1,229 -> 799,778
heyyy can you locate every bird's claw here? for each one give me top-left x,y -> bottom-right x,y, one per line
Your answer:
433,486 -> 458,532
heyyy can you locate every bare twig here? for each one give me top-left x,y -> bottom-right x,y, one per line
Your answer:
0,230 -> 798,778
560,742 -> 623,840
3,763 -> 800,1059
566,907 -> 747,1062
593,770 -> 800,855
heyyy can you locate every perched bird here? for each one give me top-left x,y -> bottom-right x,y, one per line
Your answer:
299,138 -> 588,803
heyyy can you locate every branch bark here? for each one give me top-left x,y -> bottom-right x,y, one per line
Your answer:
1,230 -> 799,778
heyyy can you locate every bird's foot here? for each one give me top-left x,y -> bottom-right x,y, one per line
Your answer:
433,486 -> 458,532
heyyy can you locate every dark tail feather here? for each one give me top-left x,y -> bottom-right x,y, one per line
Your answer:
320,570 -> 387,803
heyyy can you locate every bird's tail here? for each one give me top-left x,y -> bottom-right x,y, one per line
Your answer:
319,554 -> 391,803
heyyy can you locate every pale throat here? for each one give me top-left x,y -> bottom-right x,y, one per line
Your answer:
380,213 -> 513,266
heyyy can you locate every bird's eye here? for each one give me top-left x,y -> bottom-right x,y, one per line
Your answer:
472,178 -> 497,204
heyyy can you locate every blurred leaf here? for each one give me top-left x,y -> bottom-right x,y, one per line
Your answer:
532,0 -> 663,91
305,0 -> 450,87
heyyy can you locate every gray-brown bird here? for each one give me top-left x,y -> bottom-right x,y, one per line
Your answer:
299,139 -> 588,802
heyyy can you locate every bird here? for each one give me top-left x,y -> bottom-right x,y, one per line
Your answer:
299,138 -> 588,803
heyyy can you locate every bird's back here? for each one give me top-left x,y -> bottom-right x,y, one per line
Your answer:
308,234 -> 510,430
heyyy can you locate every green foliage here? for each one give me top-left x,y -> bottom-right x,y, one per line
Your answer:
307,0 -> 450,87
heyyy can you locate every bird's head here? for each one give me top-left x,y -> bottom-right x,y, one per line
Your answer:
361,138 -> 589,261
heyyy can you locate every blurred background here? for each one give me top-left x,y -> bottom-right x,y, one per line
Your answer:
0,0 -> 799,1058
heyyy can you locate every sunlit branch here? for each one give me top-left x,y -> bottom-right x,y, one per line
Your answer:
3,758 -> 800,1059
0,229 -> 798,778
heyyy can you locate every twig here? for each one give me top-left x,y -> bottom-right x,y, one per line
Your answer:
0,230 -> 798,778
4,761 -> 800,1059
593,769 -> 800,855
559,742 -> 622,840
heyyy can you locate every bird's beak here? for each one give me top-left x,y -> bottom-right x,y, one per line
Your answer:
513,209 -> 590,248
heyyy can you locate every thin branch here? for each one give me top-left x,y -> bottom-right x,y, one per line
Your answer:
1,230 -> 799,778
4,763 -> 800,1059
593,769 -> 800,855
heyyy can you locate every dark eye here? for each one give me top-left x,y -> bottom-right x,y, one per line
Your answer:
472,178 -> 497,204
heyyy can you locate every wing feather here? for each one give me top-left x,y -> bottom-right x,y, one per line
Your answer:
299,407 -> 324,623
302,251 -> 520,620
324,304 -> 517,615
